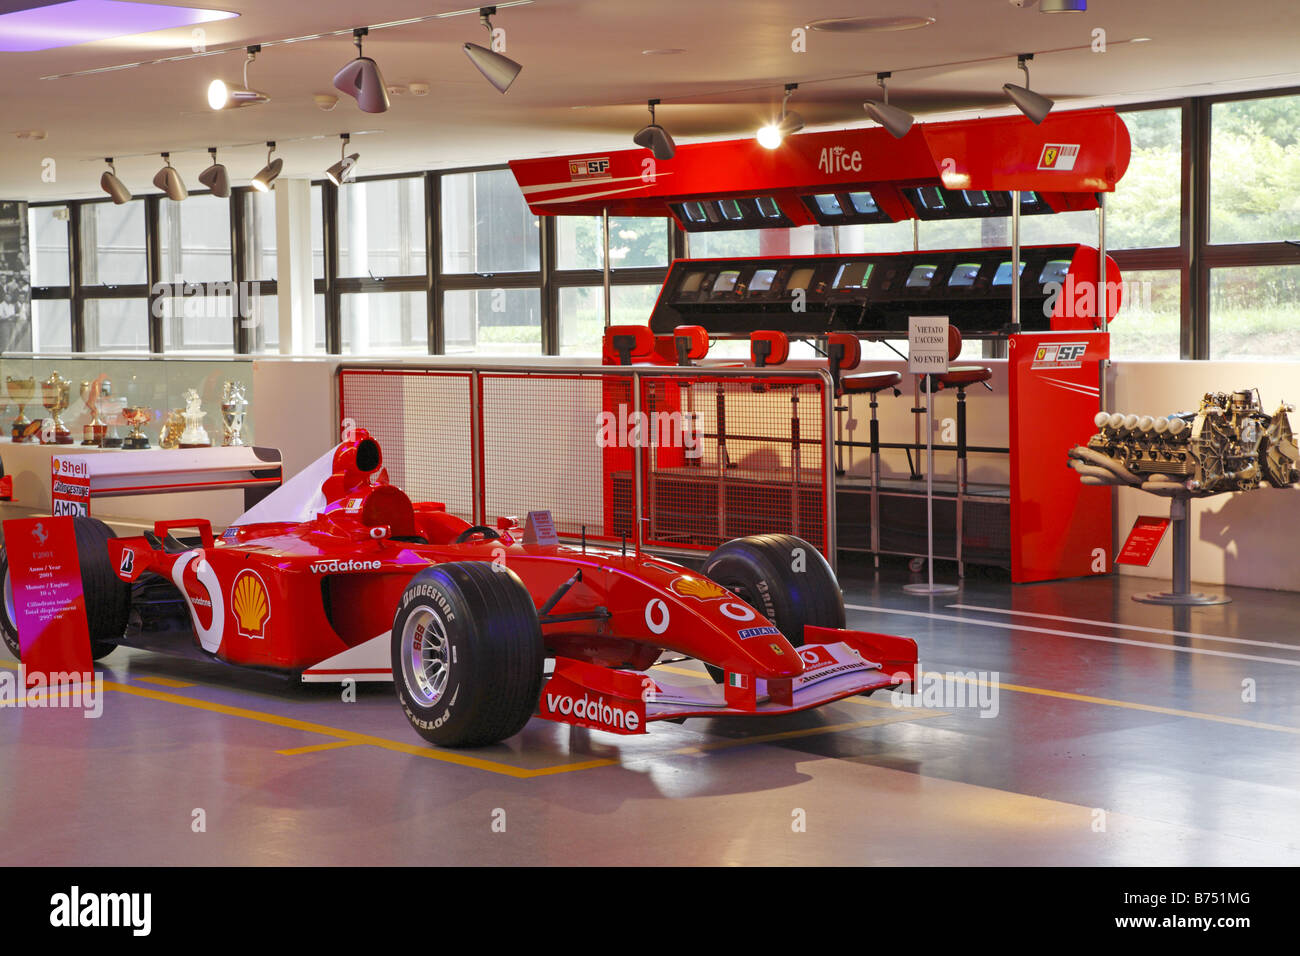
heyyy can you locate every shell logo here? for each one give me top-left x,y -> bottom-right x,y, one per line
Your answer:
670,576 -> 727,600
232,570 -> 271,640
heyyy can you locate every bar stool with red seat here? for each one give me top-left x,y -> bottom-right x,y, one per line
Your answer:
673,324 -> 709,366
830,333 -> 903,562
919,326 -> 993,495
602,324 -> 658,366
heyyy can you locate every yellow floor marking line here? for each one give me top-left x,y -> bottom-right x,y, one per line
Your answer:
133,675 -> 196,688
940,673 -> 1300,736
277,740 -> 364,756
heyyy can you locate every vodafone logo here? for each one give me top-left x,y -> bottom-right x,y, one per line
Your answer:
543,692 -> 641,732
798,645 -> 837,669
310,559 -> 382,574
645,599 -> 670,634
718,601 -> 756,622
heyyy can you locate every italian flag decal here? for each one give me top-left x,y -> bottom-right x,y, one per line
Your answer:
728,673 -> 747,689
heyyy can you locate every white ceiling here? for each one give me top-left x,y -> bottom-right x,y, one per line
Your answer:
3,0 -> 1299,201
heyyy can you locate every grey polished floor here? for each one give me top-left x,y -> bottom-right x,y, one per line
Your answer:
3,560 -> 1298,866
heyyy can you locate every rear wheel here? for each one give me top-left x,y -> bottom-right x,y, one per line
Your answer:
392,561 -> 544,748
0,517 -> 128,660
700,533 -> 845,681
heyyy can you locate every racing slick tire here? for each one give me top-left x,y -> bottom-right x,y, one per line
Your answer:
392,561 -> 544,748
0,517 -> 129,661
700,533 -> 845,682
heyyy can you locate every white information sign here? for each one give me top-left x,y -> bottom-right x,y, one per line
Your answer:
908,316 -> 951,374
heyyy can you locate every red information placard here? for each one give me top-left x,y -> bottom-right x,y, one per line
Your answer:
1115,516 -> 1172,567
2,516 -> 92,681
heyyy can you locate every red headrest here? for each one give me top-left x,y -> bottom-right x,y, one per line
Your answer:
827,332 -> 861,370
750,330 -> 790,368
947,326 -> 963,362
602,325 -> 657,365
673,325 -> 709,362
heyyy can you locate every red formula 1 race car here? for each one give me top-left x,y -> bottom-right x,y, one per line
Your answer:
0,431 -> 917,748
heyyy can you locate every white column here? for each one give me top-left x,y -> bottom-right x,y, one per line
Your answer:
275,178 -> 315,354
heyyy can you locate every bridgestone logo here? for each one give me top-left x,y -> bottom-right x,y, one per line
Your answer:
52,481 -> 87,497
544,692 -> 641,732
311,559 -> 381,573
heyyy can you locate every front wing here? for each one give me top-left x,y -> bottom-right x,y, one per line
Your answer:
536,626 -> 918,735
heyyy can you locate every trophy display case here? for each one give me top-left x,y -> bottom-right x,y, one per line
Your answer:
0,355 -> 255,451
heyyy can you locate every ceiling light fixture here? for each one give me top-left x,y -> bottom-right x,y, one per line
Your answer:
633,99 -> 676,161
1039,0 -> 1087,12
208,45 -> 270,110
251,142 -> 283,193
806,16 -> 936,33
1003,53 -> 1053,124
862,71 -> 914,139
757,83 -> 803,149
100,158 -> 131,205
334,28 -> 391,114
153,152 -> 188,202
198,147 -> 230,198
326,133 -> 360,186
464,6 -> 522,93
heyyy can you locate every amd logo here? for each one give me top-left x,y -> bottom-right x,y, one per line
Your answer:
818,146 -> 863,175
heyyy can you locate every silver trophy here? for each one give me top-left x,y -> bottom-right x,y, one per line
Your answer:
221,381 -> 248,447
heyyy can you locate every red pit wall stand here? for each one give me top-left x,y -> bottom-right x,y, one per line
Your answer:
1008,331 -> 1112,582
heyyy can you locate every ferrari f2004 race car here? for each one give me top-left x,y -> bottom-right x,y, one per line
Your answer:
0,430 -> 916,748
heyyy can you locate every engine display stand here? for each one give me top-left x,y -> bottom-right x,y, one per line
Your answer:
1133,492 -> 1230,606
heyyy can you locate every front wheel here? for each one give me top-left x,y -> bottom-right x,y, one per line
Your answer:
392,562 -> 544,748
700,533 -> 845,682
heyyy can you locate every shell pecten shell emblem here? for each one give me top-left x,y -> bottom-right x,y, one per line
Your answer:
232,570 -> 271,639
670,576 -> 728,600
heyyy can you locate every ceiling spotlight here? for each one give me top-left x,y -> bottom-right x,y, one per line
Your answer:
326,133 -> 360,186
251,142 -> 282,193
863,72 -> 914,139
100,158 -> 131,205
757,83 -> 803,149
198,147 -> 230,199
314,93 -> 339,111
1003,53 -> 1054,124
334,28 -> 390,114
152,152 -> 188,202
464,6 -> 522,93
1039,0 -> 1087,11
633,99 -> 676,160
208,45 -> 270,110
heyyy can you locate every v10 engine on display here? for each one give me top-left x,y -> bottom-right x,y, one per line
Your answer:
1079,389 -> 1299,495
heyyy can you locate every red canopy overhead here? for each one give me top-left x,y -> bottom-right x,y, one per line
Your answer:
509,108 -> 1130,230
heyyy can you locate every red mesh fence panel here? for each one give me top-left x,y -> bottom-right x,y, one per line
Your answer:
641,372 -> 828,554
338,369 -> 475,520
480,373 -> 610,539
338,366 -> 831,560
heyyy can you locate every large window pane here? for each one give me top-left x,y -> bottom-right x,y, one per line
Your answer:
441,169 -> 539,274
160,295 -> 233,352
31,300 -> 71,352
245,188 -> 277,281
341,292 -> 427,354
85,298 -> 149,351
556,216 -> 670,270
1210,265 -> 1300,360
839,220 -> 914,253
444,288 -> 541,355
81,202 -> 146,286
160,193 -> 231,283
28,206 -> 69,286
248,294 -> 277,353
312,185 -> 324,280
558,284 -> 660,355
1211,93 -> 1300,244
339,178 -> 426,278
1110,269 -> 1180,360
1110,108 -> 1181,250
